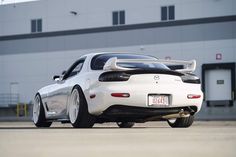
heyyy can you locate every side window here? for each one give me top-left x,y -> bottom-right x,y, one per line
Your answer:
68,62 -> 83,78
63,58 -> 85,80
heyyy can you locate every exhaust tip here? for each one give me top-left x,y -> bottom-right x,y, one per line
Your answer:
162,109 -> 190,119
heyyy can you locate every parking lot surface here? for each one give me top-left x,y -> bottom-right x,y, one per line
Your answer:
0,121 -> 236,157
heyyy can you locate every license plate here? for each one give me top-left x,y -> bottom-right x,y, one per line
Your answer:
148,95 -> 169,106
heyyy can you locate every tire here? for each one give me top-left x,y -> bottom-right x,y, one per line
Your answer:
167,115 -> 194,128
69,86 -> 95,128
117,122 -> 135,128
33,94 -> 52,127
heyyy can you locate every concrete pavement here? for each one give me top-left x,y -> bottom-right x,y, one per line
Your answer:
0,121 -> 236,157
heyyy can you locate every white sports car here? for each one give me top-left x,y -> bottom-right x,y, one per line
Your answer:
33,52 -> 203,128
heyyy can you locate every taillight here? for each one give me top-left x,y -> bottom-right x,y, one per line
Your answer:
181,73 -> 200,84
111,93 -> 130,98
187,94 -> 201,99
99,72 -> 130,82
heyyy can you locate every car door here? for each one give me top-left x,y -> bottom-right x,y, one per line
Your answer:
47,58 -> 86,117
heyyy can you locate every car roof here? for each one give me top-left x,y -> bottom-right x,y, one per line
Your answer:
81,52 -> 157,59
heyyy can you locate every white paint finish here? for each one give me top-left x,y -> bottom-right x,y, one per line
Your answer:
0,0 -> 235,36
205,69 -> 232,101
34,53 -> 202,118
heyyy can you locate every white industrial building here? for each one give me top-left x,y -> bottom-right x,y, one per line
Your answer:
0,0 -> 235,119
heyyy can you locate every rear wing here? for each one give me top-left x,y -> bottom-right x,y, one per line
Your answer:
103,57 -> 196,73
158,59 -> 196,73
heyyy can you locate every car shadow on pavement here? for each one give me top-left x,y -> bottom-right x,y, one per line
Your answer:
0,126 -> 169,129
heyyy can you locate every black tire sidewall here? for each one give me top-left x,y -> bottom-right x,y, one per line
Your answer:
167,115 -> 194,128
117,122 -> 135,128
33,94 -> 52,127
70,86 -> 95,128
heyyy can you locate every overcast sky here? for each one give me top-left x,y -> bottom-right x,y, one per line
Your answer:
0,0 -> 37,5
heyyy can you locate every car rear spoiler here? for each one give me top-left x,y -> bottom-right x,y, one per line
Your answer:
103,57 -> 196,73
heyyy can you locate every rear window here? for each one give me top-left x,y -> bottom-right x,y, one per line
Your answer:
91,53 -> 170,70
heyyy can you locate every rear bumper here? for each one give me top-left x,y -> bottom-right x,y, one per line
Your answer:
96,105 -> 197,123
87,83 -> 203,115
87,74 -> 203,115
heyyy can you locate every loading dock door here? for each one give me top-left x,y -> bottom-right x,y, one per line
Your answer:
205,69 -> 231,101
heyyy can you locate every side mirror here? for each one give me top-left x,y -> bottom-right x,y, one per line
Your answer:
53,75 -> 61,82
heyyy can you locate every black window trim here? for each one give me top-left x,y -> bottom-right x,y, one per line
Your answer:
112,10 -> 125,26
63,57 -> 86,80
161,5 -> 175,21
31,18 -> 42,33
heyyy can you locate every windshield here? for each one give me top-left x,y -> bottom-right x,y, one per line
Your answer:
91,53 -> 170,70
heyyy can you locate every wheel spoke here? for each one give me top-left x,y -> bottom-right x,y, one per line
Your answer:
74,108 -> 77,119
33,96 -> 40,124
168,118 -> 177,123
69,89 -> 80,124
76,96 -> 80,105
